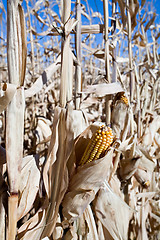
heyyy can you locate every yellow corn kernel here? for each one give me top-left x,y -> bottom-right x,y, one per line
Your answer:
79,125 -> 114,166
143,180 -> 150,188
120,94 -> 129,106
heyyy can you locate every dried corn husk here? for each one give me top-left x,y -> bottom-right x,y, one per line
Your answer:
62,123 -> 114,222
111,98 -> 130,141
94,186 -> 133,240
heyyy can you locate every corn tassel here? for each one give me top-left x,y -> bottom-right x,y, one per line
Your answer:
79,125 -> 113,166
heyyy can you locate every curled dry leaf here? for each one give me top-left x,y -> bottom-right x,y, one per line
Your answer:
118,157 -> 141,181
17,208 -> 46,240
137,145 -> 156,172
36,117 -> 52,142
17,155 -> 40,221
118,135 -> 141,181
0,83 -> 17,114
142,115 -> 160,146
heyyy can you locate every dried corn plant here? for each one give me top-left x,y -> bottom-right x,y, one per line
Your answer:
0,0 -> 159,239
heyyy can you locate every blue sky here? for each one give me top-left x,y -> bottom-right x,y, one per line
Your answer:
2,0 -> 160,21
1,0 -> 160,54
1,0 -> 160,27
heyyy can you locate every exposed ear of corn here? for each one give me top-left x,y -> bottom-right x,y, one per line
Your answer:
79,125 -> 114,166
120,94 -> 129,106
112,92 -> 129,106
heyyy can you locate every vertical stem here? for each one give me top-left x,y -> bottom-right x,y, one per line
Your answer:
75,0 -> 82,109
141,24 -> 151,65
126,0 -> 134,102
26,0 -> 35,76
111,0 -> 117,83
6,1 -> 26,239
60,0 -> 71,107
0,176 -> 6,240
103,0 -> 111,125
103,0 -> 110,82
134,63 -> 141,138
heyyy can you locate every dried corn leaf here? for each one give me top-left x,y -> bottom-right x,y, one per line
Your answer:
6,88 -> 25,193
81,24 -> 105,34
137,145 -> 156,171
36,117 -> 52,141
0,83 -> 16,114
6,87 -> 25,239
95,187 -> 133,240
83,205 -> 99,240
97,220 -> 107,240
141,0 -> 146,8
134,168 -> 151,188
129,0 -> 139,30
111,100 -> 130,141
25,54 -> 61,98
73,204 -> 99,240
82,83 -> 124,97
18,4 -> 27,85
118,135 -> 142,180
17,208 -> 46,240
154,132 -> 160,148
0,159 -> 7,240
7,1 -> 20,86
145,13 -> 156,32
119,156 -> 141,181
142,115 -> 160,145
0,2 -> 6,14
7,2 -> 26,87
137,200 -> 151,240
117,0 -> 127,27
31,25 -> 59,36
52,214 -> 63,240
17,155 -> 40,220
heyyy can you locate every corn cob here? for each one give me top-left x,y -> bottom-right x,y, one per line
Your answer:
112,92 -> 129,107
79,125 -> 113,166
120,94 -> 129,106
142,180 -> 150,188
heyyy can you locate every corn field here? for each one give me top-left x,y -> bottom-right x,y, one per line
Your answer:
0,0 -> 160,239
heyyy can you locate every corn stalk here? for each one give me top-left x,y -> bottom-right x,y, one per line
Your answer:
111,0 -> 117,83
126,0 -> 134,102
38,0 -> 72,238
75,0 -> 82,109
6,1 -> 26,239
103,0 -> 111,125
60,0 -> 72,107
